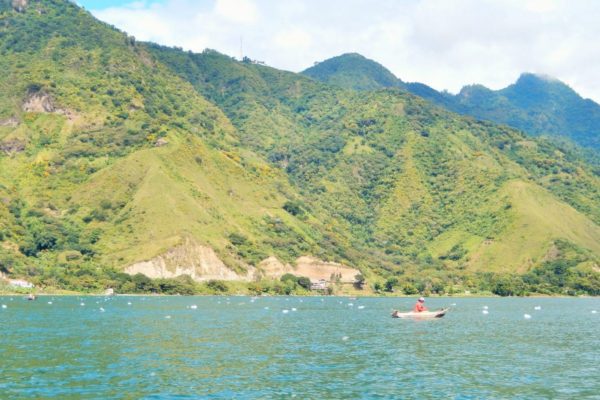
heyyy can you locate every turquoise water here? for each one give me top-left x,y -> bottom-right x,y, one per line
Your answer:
1,296 -> 598,399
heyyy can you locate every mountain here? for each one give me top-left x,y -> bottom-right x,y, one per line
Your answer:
0,0 -> 362,292
146,46 -> 600,294
0,1 -> 598,296
301,55 -> 600,151
454,73 -> 600,149
303,53 -> 400,91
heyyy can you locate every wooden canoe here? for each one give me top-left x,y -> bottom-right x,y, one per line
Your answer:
391,308 -> 448,319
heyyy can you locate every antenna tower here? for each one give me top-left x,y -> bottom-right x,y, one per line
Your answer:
240,36 -> 244,60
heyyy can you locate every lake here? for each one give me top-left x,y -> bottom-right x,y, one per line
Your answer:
1,296 -> 598,399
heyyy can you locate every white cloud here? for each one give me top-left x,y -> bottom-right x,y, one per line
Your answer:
524,0 -> 558,13
215,0 -> 258,24
273,28 -> 311,49
86,0 -> 600,103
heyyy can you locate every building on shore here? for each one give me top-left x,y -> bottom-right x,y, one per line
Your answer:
310,279 -> 328,291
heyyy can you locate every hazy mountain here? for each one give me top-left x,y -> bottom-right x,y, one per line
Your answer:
455,73 -> 600,149
302,54 -> 600,150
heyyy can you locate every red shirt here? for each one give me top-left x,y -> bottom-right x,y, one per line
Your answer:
413,302 -> 428,312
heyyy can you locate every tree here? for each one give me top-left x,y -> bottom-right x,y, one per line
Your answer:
207,279 -> 228,292
431,279 -> 445,294
384,277 -> 398,292
0,250 -> 16,274
280,273 -> 298,283
354,274 -> 365,289
156,276 -> 196,295
132,273 -> 155,292
283,201 -> 304,217
402,283 -> 418,295
491,275 -> 525,296
296,276 -> 311,290
228,233 -> 247,246
373,282 -> 382,292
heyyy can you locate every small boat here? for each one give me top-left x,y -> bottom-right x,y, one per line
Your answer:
391,308 -> 448,319
27,294 -> 37,301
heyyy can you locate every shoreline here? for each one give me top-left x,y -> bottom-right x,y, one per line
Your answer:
0,291 -> 593,298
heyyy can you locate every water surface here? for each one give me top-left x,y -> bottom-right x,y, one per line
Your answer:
1,296 -> 598,399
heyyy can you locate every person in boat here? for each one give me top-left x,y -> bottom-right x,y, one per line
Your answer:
413,297 -> 428,312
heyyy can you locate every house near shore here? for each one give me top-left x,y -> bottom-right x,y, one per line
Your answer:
310,279 -> 328,290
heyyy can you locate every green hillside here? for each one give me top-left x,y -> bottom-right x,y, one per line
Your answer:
303,53 -> 400,91
301,54 -> 600,151
0,1 -> 598,295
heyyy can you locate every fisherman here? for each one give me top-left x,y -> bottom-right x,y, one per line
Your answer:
413,297 -> 428,312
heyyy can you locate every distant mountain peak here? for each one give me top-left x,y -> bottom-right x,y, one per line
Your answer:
458,83 -> 492,95
311,52 -> 377,66
505,72 -> 581,106
302,53 -> 400,91
522,72 -> 560,82
514,72 -> 566,88
323,52 -> 366,60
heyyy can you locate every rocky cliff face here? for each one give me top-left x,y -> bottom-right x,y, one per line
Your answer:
124,238 -> 361,283
259,256 -> 360,283
124,237 -> 256,281
294,256 -> 360,283
21,90 -> 77,120
22,91 -> 56,113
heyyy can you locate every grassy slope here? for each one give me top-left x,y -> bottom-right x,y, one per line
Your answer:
430,180 -> 600,273
71,134 -> 341,270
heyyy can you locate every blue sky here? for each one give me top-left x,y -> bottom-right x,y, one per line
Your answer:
77,0 -> 600,102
